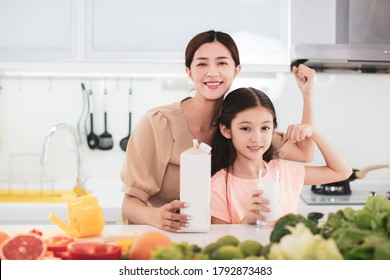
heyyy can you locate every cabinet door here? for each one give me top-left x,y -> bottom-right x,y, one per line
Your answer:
0,0 -> 80,60
84,0 -> 290,71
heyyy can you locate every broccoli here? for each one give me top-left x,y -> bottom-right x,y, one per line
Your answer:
269,213 -> 320,243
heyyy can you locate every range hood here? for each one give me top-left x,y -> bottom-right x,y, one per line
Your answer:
291,0 -> 390,73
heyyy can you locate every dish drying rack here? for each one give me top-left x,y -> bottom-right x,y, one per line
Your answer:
0,153 -> 86,203
0,177 -> 82,203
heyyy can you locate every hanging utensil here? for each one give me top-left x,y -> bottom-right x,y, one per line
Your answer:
120,86 -> 133,151
98,88 -> 114,150
77,83 -> 88,145
87,89 -> 99,149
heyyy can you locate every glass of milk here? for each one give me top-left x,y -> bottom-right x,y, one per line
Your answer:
257,169 -> 280,227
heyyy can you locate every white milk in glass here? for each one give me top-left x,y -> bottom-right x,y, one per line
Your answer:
257,169 -> 280,226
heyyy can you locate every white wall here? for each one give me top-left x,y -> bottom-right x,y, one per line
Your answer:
1,72 -> 390,183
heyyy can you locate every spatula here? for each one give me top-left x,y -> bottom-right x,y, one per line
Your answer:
87,89 -> 99,149
120,86 -> 133,151
98,88 -> 114,150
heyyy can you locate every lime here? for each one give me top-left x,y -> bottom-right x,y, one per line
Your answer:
201,242 -> 220,256
238,240 -> 263,257
216,235 -> 240,247
212,245 -> 244,260
260,243 -> 272,257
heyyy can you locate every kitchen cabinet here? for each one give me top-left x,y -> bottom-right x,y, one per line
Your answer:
0,0 -> 291,76
84,0 -> 291,72
0,0 -> 80,61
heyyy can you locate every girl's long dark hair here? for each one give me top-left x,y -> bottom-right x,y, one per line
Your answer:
211,87 -> 278,176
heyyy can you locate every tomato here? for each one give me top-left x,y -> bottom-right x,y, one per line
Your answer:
46,236 -> 75,257
29,229 -> 43,236
67,242 -> 121,260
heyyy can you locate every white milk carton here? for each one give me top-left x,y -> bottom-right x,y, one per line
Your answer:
179,139 -> 212,232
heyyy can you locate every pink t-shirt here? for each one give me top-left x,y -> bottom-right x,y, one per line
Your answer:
211,159 -> 305,224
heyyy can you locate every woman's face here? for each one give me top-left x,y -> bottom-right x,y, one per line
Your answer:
221,106 -> 274,162
186,41 -> 241,101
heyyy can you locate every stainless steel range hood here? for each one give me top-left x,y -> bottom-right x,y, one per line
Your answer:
291,0 -> 390,73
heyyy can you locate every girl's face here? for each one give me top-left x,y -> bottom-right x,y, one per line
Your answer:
221,106 -> 274,161
186,41 -> 241,101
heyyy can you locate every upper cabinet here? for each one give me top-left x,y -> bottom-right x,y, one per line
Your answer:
0,0 -> 291,75
0,0 -> 80,61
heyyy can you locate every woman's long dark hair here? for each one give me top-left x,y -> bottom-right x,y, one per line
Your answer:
185,30 -> 240,68
211,87 -> 278,176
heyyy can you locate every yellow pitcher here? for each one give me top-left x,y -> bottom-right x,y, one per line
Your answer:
49,195 -> 105,238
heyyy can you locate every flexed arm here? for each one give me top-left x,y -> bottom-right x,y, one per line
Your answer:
283,65 -> 316,162
304,127 -> 352,185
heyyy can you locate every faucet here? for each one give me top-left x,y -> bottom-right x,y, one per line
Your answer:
40,123 -> 86,196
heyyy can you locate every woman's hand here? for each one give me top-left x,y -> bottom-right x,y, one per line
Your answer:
149,200 -> 189,232
286,124 -> 314,143
293,64 -> 316,96
240,190 -> 270,224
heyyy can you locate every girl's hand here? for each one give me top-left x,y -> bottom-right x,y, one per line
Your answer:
293,64 -> 316,96
286,124 -> 314,143
150,200 -> 189,232
240,190 -> 270,224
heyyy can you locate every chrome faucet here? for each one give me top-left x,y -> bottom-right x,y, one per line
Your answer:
40,123 -> 86,195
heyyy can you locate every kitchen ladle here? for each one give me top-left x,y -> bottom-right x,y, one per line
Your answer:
120,86 -> 133,151
87,89 -> 99,149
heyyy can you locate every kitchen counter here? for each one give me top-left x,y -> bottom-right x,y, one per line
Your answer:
298,186 -> 363,220
2,178 -> 385,225
0,224 -> 273,246
298,180 -> 390,220
0,178 -> 124,225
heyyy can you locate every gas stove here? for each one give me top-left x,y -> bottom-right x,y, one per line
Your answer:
300,180 -> 390,205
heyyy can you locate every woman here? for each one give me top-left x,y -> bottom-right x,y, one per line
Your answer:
120,30 -> 316,232
210,87 -> 352,225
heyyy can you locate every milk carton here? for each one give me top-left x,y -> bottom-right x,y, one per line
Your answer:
179,139 -> 211,232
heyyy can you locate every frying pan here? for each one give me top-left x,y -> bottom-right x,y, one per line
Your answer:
312,164 -> 390,195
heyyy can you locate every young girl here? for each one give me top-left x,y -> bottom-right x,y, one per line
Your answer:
210,87 -> 352,224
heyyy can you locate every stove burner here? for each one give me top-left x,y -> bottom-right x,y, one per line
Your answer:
311,182 -> 352,195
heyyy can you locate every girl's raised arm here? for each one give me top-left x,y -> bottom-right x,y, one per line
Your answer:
303,127 -> 352,185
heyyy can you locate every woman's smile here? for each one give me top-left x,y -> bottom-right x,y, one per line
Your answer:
204,80 -> 223,89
